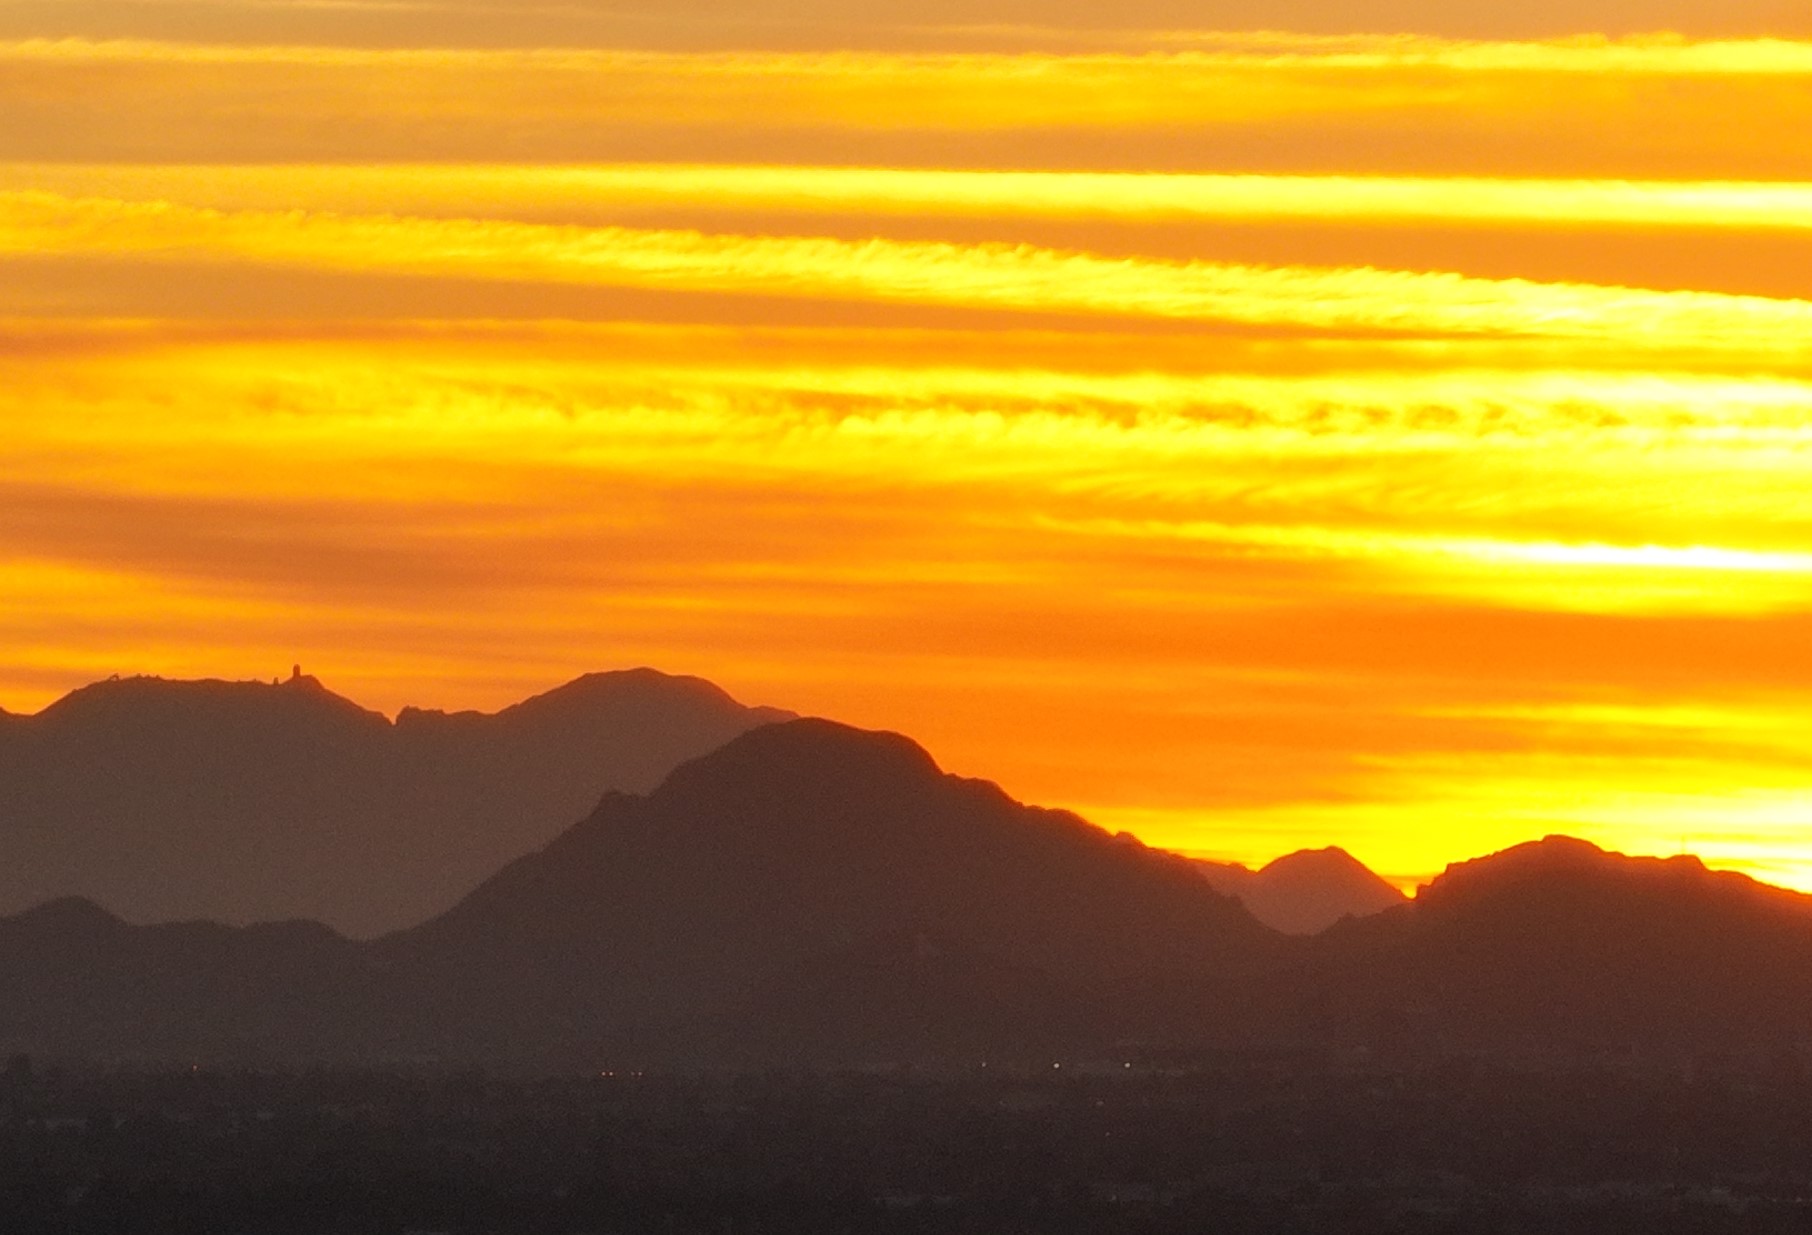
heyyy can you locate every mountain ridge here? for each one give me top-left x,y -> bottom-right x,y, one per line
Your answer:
378,718 -> 1278,1063
1268,833 -> 1812,1055
5,709 -> 1812,1068
0,667 -> 793,935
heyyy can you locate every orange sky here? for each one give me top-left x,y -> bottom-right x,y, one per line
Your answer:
5,2 -> 1812,891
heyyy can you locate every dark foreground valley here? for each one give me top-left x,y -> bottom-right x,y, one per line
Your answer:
6,1055 -> 1812,1235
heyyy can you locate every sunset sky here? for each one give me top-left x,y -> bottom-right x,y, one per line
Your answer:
6,0 -> 1812,889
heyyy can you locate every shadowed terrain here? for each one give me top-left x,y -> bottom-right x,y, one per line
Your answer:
0,668 -> 791,935
375,719 -> 1280,1065
7,717 -> 1812,1070
1257,835 -> 1812,1056
0,718 -> 1280,1066
1195,846 -> 1406,934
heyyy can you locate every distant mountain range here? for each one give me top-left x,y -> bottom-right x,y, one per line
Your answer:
1275,836 -> 1812,1055
0,668 -> 791,935
1195,848 -> 1406,934
4,711 -> 1812,1069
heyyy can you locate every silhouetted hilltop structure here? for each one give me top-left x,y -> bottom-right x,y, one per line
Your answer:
1195,846 -> 1405,934
0,668 -> 791,935
379,719 -> 1278,1064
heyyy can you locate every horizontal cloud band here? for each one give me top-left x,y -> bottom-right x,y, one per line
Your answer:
6,192 -> 1812,349
13,164 -> 1812,234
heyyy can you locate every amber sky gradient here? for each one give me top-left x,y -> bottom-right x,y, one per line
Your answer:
6,0 -> 1812,890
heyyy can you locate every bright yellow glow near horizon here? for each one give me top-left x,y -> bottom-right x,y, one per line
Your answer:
6,14 -> 1812,896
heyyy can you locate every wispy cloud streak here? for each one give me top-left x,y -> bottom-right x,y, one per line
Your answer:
15,164 -> 1812,234
7,193 -> 1812,348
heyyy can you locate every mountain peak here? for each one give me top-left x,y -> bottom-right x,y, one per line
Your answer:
510,666 -> 732,710
1432,833 -> 1676,878
656,717 -> 943,803
37,671 -> 385,729
478,667 -> 795,732
9,895 -> 125,934
0,666 -> 797,935
1196,846 -> 1404,935
1258,846 -> 1373,878
406,714 -> 1274,1063
725,715 -> 938,766
1415,835 -> 1745,915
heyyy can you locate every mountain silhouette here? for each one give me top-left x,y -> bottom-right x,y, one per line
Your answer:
1195,846 -> 1405,934
0,718 -> 1280,1066
0,893 -> 356,1062
1276,835 -> 1812,1054
375,718 -> 1280,1064
10,710 -> 1812,1068
0,668 -> 791,935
